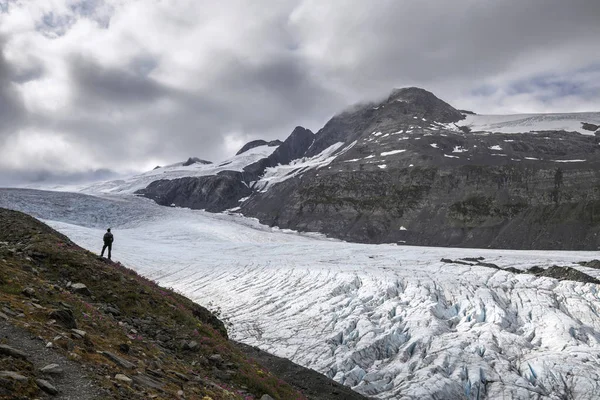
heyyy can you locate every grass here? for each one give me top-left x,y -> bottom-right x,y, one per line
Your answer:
0,208 -> 304,400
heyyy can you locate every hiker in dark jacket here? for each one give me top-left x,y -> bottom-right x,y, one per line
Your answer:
101,228 -> 114,260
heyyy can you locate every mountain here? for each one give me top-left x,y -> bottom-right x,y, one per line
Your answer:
95,87 -> 600,249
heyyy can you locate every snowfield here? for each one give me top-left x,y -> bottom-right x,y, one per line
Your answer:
1,189 -> 600,399
457,112 -> 600,135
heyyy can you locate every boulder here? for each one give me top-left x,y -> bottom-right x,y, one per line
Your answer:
101,351 -> 136,369
115,374 -> 132,384
132,374 -> 164,390
40,364 -> 64,375
49,309 -> 77,329
70,283 -> 91,296
0,371 -> 28,382
35,379 -> 58,395
0,345 -> 28,360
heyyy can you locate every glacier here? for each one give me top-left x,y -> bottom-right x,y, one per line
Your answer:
1,189 -> 600,399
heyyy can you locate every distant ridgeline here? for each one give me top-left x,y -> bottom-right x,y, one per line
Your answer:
135,87 -> 600,250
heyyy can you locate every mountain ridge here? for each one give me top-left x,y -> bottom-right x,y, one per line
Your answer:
99,87 -> 600,249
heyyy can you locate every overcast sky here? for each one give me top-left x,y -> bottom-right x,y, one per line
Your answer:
1,0 -> 599,185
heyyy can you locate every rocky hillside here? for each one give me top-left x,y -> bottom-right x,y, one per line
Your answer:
0,208 -> 367,400
131,87 -> 600,249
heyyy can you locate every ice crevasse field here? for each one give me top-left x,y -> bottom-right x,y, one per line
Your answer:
1,188 -> 600,399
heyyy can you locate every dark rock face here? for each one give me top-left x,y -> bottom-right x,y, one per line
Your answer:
136,173 -> 251,212
240,90 -> 600,250
236,140 -> 268,155
582,122 -> 599,132
182,157 -> 212,166
243,131 -> 600,249
243,126 -> 314,181
236,139 -> 283,156
270,126 -> 314,166
49,309 -> 77,329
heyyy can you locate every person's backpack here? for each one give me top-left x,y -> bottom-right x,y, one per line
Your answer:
103,232 -> 113,243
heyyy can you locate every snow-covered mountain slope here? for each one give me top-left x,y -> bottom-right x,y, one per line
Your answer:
252,141 -> 357,192
2,189 -> 600,399
456,112 -> 600,135
83,144 -> 278,194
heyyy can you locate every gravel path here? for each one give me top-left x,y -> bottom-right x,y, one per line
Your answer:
0,319 -> 105,399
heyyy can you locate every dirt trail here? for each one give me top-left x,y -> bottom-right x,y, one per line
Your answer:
0,319 -> 105,399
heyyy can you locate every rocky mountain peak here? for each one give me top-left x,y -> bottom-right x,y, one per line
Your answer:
182,157 -> 212,166
236,139 -> 283,156
306,87 -> 464,157
386,86 -> 436,102
384,87 -> 465,123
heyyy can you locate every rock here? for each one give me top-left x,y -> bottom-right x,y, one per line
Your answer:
115,374 -> 132,383
49,309 -> 77,329
0,371 -> 28,382
260,395 -> 275,400
136,173 -> 252,213
71,329 -> 87,338
166,370 -> 189,381
146,369 -> 164,379
36,378 -> 58,395
54,336 -> 75,351
119,343 -> 130,354
101,351 -> 136,369
236,139 -> 268,156
212,367 -> 233,381
2,307 -> 17,317
71,283 -> 91,296
182,157 -> 212,166
156,333 -> 170,343
0,344 -> 28,360
242,126 -> 315,182
21,287 -> 36,297
58,302 -> 73,309
105,306 -> 121,316
579,260 -> 600,269
208,354 -> 224,364
132,374 -> 164,390
582,122 -> 600,132
0,312 -> 8,321
40,364 -> 64,375
182,340 -> 198,351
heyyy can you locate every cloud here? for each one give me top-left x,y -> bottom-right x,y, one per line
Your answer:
1,0 -> 599,184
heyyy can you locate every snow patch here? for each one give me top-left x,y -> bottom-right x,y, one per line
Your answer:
255,141 -> 357,192
380,150 -> 406,156
457,112 -> 600,135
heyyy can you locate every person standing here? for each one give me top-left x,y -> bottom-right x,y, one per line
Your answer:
101,228 -> 114,260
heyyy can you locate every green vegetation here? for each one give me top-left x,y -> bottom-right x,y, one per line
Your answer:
0,208 -> 304,400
